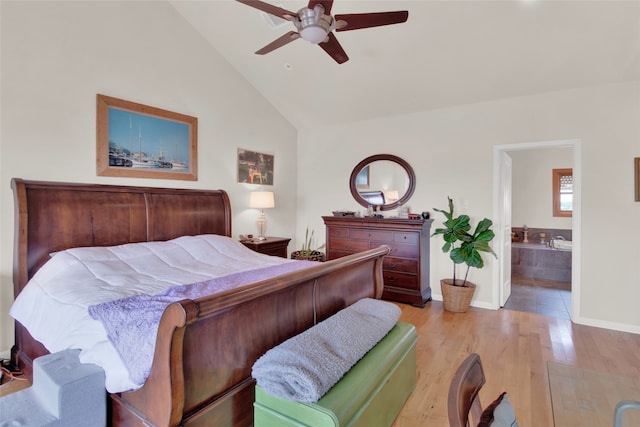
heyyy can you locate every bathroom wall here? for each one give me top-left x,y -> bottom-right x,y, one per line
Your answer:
510,148 -> 573,230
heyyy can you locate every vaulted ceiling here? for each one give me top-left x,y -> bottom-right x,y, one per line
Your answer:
170,0 -> 640,128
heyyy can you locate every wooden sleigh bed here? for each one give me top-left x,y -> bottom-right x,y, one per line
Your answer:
10,178 -> 390,427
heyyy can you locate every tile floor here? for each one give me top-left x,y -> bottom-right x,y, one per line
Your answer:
503,276 -> 572,319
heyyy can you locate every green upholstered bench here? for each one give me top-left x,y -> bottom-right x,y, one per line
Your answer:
254,322 -> 418,427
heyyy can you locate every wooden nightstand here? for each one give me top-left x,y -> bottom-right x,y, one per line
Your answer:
240,236 -> 291,258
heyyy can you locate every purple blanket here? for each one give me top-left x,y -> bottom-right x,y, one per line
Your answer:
89,261 -> 317,386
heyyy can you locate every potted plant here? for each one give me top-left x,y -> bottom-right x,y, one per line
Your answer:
431,197 -> 497,312
291,227 -> 326,262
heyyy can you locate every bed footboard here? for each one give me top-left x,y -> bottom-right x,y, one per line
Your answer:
110,246 -> 389,427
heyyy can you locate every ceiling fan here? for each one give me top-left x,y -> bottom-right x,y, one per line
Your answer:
235,0 -> 409,64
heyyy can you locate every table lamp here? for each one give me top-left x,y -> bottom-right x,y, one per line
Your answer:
249,191 -> 275,240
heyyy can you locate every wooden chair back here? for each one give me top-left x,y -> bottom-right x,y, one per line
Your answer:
447,353 -> 487,427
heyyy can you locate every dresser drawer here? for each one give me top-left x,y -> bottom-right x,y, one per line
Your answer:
394,232 -> 419,245
328,228 -> 349,238
329,238 -> 371,253
349,229 -> 394,242
382,242 -> 419,259
327,249 -> 354,260
383,257 -> 418,274
383,271 -> 418,290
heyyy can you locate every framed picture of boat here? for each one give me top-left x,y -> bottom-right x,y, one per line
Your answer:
96,94 -> 197,180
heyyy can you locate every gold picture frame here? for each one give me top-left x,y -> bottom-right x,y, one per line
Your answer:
96,94 -> 197,180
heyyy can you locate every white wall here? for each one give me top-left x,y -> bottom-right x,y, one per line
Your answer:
297,81 -> 640,332
0,1 -> 297,352
510,148 -> 573,230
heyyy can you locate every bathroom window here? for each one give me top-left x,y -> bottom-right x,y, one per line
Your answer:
553,168 -> 573,217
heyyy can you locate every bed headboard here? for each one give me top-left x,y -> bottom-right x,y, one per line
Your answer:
11,178 -> 232,297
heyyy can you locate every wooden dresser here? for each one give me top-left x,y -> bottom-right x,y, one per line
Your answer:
323,216 -> 433,307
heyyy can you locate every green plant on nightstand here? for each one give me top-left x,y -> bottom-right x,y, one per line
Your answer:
291,227 -> 326,262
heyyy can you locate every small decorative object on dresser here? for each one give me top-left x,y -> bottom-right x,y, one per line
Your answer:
323,215 -> 433,307
240,236 -> 291,258
431,197 -> 497,313
290,228 -> 326,262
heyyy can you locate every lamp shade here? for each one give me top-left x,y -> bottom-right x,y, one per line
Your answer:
249,191 -> 275,209
385,190 -> 399,202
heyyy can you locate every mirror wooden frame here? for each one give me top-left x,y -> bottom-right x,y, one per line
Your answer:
349,154 -> 416,211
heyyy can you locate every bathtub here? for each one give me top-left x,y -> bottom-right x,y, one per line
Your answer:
511,242 -> 572,282
550,239 -> 572,251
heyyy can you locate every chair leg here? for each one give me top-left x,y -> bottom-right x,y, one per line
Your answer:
613,400 -> 640,427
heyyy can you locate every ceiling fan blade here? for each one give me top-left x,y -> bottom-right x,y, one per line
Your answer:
335,11 -> 409,32
255,31 -> 301,55
235,0 -> 297,20
318,32 -> 349,64
307,0 -> 334,15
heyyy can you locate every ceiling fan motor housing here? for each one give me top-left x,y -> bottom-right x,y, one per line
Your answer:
296,5 -> 333,44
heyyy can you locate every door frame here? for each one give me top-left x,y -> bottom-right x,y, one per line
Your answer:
492,139 -> 582,319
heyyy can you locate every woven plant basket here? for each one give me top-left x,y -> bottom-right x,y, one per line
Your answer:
441,279 -> 476,313
290,250 -> 326,262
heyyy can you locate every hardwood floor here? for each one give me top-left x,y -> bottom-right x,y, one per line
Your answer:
392,300 -> 640,426
3,299 -> 639,426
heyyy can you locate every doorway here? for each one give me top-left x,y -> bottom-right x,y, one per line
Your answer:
493,140 -> 581,320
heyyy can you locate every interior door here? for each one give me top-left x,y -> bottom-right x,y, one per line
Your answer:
499,151 -> 513,306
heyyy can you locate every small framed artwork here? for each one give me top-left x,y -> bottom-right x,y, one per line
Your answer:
237,148 -> 274,185
355,165 -> 370,188
635,157 -> 640,202
96,94 -> 197,180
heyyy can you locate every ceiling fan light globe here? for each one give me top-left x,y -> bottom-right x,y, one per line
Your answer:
300,26 -> 328,44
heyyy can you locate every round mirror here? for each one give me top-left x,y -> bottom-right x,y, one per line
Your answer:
349,154 -> 416,211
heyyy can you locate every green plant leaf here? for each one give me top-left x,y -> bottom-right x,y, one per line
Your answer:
432,197 -> 497,277
449,248 -> 466,265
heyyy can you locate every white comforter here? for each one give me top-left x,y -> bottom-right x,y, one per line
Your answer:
10,234 -> 295,393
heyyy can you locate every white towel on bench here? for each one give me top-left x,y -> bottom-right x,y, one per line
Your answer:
251,298 -> 401,402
